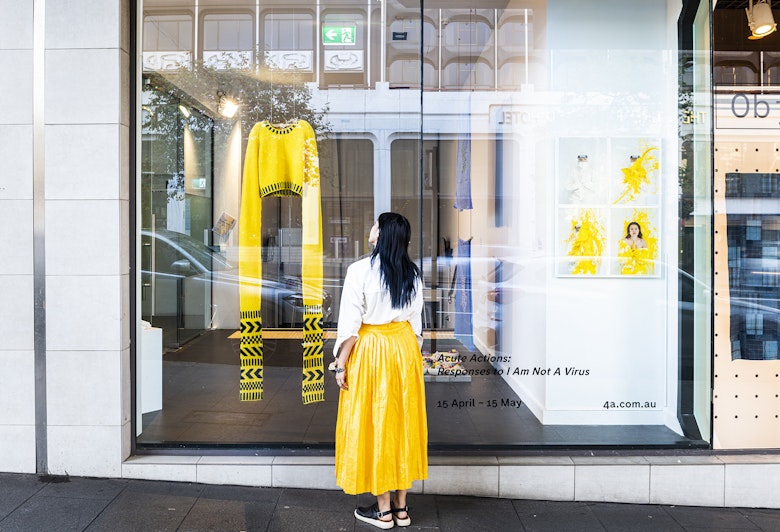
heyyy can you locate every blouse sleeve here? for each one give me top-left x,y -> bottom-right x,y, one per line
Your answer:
409,276 -> 424,349
333,262 -> 364,358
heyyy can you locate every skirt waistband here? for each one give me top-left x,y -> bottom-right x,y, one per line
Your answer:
359,321 -> 412,334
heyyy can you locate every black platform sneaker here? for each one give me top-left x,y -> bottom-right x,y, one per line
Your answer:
354,502 -> 395,529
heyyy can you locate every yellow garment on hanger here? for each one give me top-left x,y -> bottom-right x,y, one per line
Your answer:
239,120 -> 324,404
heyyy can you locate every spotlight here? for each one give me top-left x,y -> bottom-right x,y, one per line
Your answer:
217,90 -> 238,118
747,0 -> 777,40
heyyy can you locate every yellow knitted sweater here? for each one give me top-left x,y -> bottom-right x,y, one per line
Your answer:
239,120 -> 324,403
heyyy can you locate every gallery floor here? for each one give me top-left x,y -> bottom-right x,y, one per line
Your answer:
137,329 -> 706,449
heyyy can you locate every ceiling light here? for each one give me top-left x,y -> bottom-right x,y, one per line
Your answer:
178,105 -> 190,118
747,0 -> 777,40
217,90 -> 238,118
219,98 -> 238,118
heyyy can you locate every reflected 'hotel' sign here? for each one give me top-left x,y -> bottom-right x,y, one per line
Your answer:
490,105 -> 556,130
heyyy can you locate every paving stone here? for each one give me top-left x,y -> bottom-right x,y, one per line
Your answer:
663,505 -> 761,530
589,502 -> 684,531
200,484 -> 283,505
279,487 -> 356,511
0,473 -> 44,518
38,476 -> 128,500
268,507 -> 354,532
513,499 -> 606,532
84,488 -> 198,532
124,478 -> 205,498
176,498 -> 276,532
742,508 -> 780,531
0,495 -> 107,532
436,495 -> 521,532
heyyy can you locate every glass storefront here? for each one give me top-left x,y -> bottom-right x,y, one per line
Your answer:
135,0 -> 713,449
711,3 -> 780,450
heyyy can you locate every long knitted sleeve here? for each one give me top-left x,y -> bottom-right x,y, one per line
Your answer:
238,124 -> 265,402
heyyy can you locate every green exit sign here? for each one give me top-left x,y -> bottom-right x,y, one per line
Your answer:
322,25 -> 356,45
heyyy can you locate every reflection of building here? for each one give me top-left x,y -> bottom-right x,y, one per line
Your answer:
142,3 -> 539,89
4,0 -> 780,511
726,181 -> 780,361
139,0 -> 543,338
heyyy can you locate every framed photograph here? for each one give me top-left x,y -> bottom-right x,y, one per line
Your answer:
610,207 -> 660,277
556,137 -> 608,206
556,138 -> 662,278
610,138 -> 660,206
212,211 -> 237,237
557,207 -> 608,277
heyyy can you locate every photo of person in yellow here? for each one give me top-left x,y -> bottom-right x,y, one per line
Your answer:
614,146 -> 659,204
565,209 -> 605,275
618,221 -> 650,275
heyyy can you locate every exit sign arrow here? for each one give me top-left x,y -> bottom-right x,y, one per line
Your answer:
322,24 -> 356,45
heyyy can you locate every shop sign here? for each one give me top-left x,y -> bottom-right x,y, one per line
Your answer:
322,25 -> 356,45
715,87 -> 780,130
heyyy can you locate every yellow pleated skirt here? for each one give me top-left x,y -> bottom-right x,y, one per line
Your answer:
335,321 -> 428,495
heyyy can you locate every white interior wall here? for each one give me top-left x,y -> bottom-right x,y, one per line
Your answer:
498,0 -> 683,426
212,120 -> 242,330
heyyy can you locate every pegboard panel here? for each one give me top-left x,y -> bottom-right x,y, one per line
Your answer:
713,141 -> 780,449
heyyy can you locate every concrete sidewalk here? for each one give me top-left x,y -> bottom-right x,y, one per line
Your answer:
1,472 -> 780,531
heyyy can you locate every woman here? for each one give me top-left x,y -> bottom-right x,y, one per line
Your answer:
619,221 -> 650,275
333,212 -> 428,529
623,221 -> 647,249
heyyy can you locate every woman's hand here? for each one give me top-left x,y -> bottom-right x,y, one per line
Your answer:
335,367 -> 348,391
334,335 -> 357,392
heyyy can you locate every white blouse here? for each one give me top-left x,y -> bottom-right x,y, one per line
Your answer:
333,256 -> 424,358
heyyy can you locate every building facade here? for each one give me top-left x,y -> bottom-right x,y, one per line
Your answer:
1,0 -> 780,507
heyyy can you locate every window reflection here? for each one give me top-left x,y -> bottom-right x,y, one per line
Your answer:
727,174 -> 780,361
203,12 -> 254,67
136,0 -> 710,449
264,12 -> 315,75
143,13 -> 193,70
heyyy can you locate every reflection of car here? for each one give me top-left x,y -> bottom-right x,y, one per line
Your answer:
141,229 -> 332,347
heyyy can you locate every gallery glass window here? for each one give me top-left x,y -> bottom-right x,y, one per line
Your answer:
136,0 -> 712,449
709,4 -> 780,449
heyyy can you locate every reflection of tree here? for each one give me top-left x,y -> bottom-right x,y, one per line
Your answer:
142,57 -> 332,224
678,54 -> 695,274
143,79 -> 221,222
678,55 -> 695,222
144,57 -> 330,145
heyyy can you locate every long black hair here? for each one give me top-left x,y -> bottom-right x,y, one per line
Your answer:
625,221 -> 643,239
370,212 -> 421,309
